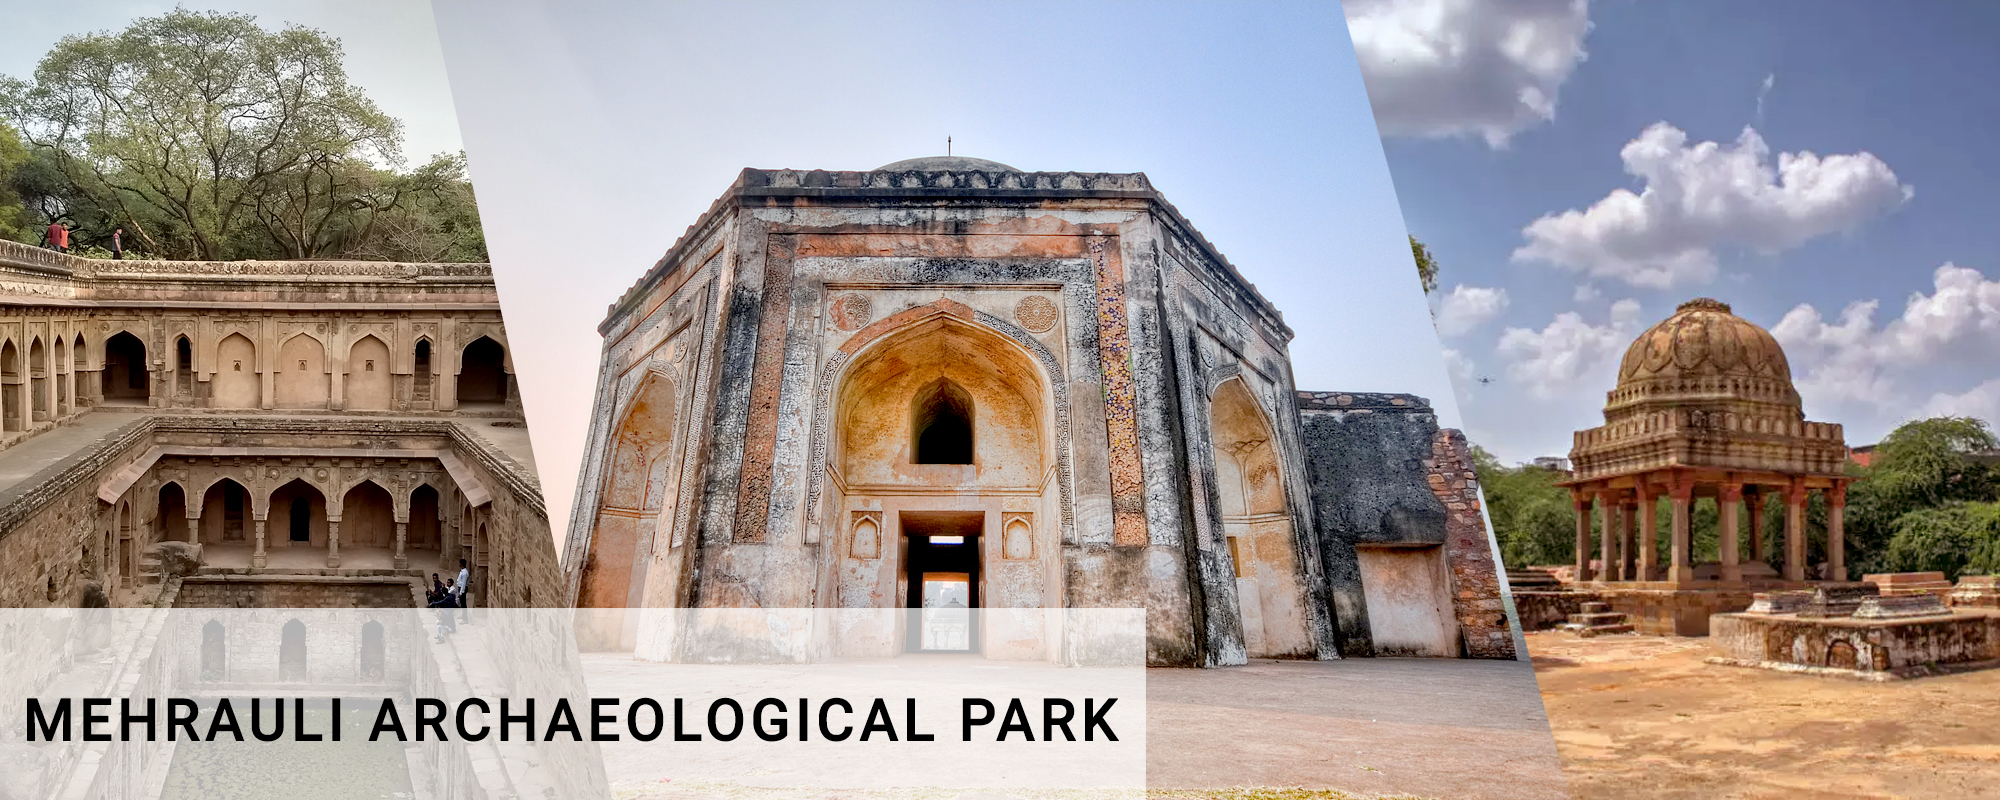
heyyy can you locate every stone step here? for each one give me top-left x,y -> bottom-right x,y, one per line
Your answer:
1578,602 -> 1611,614
1567,611 -> 1626,626
1574,623 -> 1633,638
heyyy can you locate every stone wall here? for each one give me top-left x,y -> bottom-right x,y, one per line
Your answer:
1426,428 -> 1518,659
1514,590 -> 1598,631
171,575 -> 424,608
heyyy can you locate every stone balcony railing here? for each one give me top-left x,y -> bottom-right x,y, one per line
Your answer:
0,237 -> 491,282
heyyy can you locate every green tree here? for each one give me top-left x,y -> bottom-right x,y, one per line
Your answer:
1411,235 -> 1438,295
0,122 -> 35,243
1473,445 -> 1577,567
0,9 -> 481,262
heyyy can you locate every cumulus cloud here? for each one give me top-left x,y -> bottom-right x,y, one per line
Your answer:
1433,284 -> 1510,337
1345,0 -> 1592,147
1495,298 -> 1643,398
1573,284 -> 1602,303
1512,123 -> 1913,289
1773,264 -> 2000,411
1922,379 -> 2000,426
1441,347 -> 1477,387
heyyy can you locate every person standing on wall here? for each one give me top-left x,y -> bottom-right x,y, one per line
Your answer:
111,227 -> 124,259
45,221 -> 67,253
455,558 -> 472,623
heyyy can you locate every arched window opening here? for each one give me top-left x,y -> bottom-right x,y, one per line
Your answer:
157,483 -> 187,543
413,339 -> 433,403
1,340 -> 19,433
280,619 -> 307,682
911,379 -> 975,465
174,336 -> 192,397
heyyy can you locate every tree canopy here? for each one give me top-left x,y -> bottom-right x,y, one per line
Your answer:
0,9 -> 484,262
1411,235 -> 1437,295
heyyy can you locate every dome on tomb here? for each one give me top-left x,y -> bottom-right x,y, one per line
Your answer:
1607,298 -> 1800,413
874,155 -> 1021,172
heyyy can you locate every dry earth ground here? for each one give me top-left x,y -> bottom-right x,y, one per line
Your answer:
1529,630 -> 2000,799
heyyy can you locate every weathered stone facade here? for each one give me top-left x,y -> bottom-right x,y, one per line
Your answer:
563,157 -> 1519,665
0,241 -> 557,609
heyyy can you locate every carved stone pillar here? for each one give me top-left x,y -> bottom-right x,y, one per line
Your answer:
1597,492 -> 1618,581
1827,483 -> 1847,581
1783,481 -> 1808,582
252,517 -> 267,569
1668,475 -> 1695,585
1572,494 -> 1594,582
1718,484 -> 1743,583
1636,481 -> 1659,581
326,519 -> 342,568
1618,497 -> 1637,580
187,511 -> 201,545
394,521 -> 409,570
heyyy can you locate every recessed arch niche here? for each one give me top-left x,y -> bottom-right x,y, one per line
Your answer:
1208,377 -> 1311,658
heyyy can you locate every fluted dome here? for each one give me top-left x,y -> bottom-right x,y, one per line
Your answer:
874,155 -> 1019,172
1607,298 -> 1799,414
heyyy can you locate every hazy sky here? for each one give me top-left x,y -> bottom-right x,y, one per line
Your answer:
1351,0 -> 2000,464
0,0 -> 464,166
433,0 -> 1456,539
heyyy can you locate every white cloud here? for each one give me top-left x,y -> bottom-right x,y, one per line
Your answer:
1773,263 -> 2000,412
1573,283 -> 1601,303
1496,298 -> 1642,398
1512,123 -> 1913,289
1441,347 -> 1477,387
1345,0 -> 1592,148
1754,73 -> 1775,124
1922,379 -> 2000,426
1434,284 -> 1510,337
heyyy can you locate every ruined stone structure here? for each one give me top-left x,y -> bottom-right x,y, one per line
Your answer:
1558,298 -> 1852,634
562,157 -> 1516,665
0,240 -> 559,609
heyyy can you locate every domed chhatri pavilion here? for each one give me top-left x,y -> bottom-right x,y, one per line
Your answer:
1560,299 -> 1852,633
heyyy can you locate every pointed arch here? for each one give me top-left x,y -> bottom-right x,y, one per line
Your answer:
101,331 -> 149,403
28,336 -> 48,422
577,368 -> 678,612
412,337 -> 435,405
198,477 -> 252,543
276,332 -> 329,408
213,333 -> 260,408
1208,375 -> 1309,658
341,479 -> 397,549
157,481 -> 189,543
408,483 -> 443,551
457,336 -> 508,404
269,479 -> 328,546
346,334 -> 393,411
1,338 -> 20,434
52,335 -> 68,416
173,334 -> 193,398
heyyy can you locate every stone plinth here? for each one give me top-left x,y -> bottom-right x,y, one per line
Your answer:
1797,583 -> 1881,618
1746,590 -> 1815,615
1854,594 -> 1951,620
1949,575 -> 2000,608
1709,608 -> 2000,680
1595,585 -> 1762,636
1864,572 -> 1954,599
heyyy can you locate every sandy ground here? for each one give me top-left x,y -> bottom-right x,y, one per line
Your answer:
1528,630 -> 2000,800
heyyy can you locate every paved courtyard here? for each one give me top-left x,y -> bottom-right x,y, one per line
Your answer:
1529,630 -> 2000,799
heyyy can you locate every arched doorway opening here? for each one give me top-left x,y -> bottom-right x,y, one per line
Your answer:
29,337 -> 47,422
413,339 -> 434,405
173,335 -> 193,399
347,335 -> 392,411
280,619 -> 307,682
102,332 -> 149,404
200,479 -> 251,543
269,479 -> 328,548
360,620 -> 385,680
201,620 -> 226,681
0,339 -> 19,434
71,334 -> 86,410
1208,378 -> 1311,658
157,482 -> 188,543
829,311 -> 1058,655
409,484 -> 441,552
342,481 -> 396,550
456,336 -> 508,405
115,500 -> 132,588
52,337 -> 67,415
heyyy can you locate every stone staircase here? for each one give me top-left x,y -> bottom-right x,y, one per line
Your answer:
1562,602 -> 1633,637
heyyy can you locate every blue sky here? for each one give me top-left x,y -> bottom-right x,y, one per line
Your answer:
433,0 -> 1455,535
0,1 -> 463,166
1351,0 -> 2000,464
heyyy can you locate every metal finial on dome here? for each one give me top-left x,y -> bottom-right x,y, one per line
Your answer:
1677,298 -> 1733,314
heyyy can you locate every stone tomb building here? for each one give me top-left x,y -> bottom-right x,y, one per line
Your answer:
562,157 -> 1516,665
1558,298 -> 1852,635
0,241 -> 559,608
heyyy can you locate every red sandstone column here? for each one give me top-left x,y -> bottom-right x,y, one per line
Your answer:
327,518 -> 342,568
1827,483 -> 1847,581
1597,492 -> 1617,582
1572,493 -> 1594,582
1668,475 -> 1695,585
1718,484 -> 1743,583
1636,481 -> 1659,581
1619,496 -> 1636,580
1783,481 -> 1807,582
252,517 -> 267,569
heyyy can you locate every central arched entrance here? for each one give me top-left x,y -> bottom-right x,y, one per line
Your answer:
1208,378 -> 1312,658
102,332 -> 149,404
828,308 -> 1059,657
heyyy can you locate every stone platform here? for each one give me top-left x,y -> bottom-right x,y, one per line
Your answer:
1585,583 -> 1778,636
1709,589 -> 2000,680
